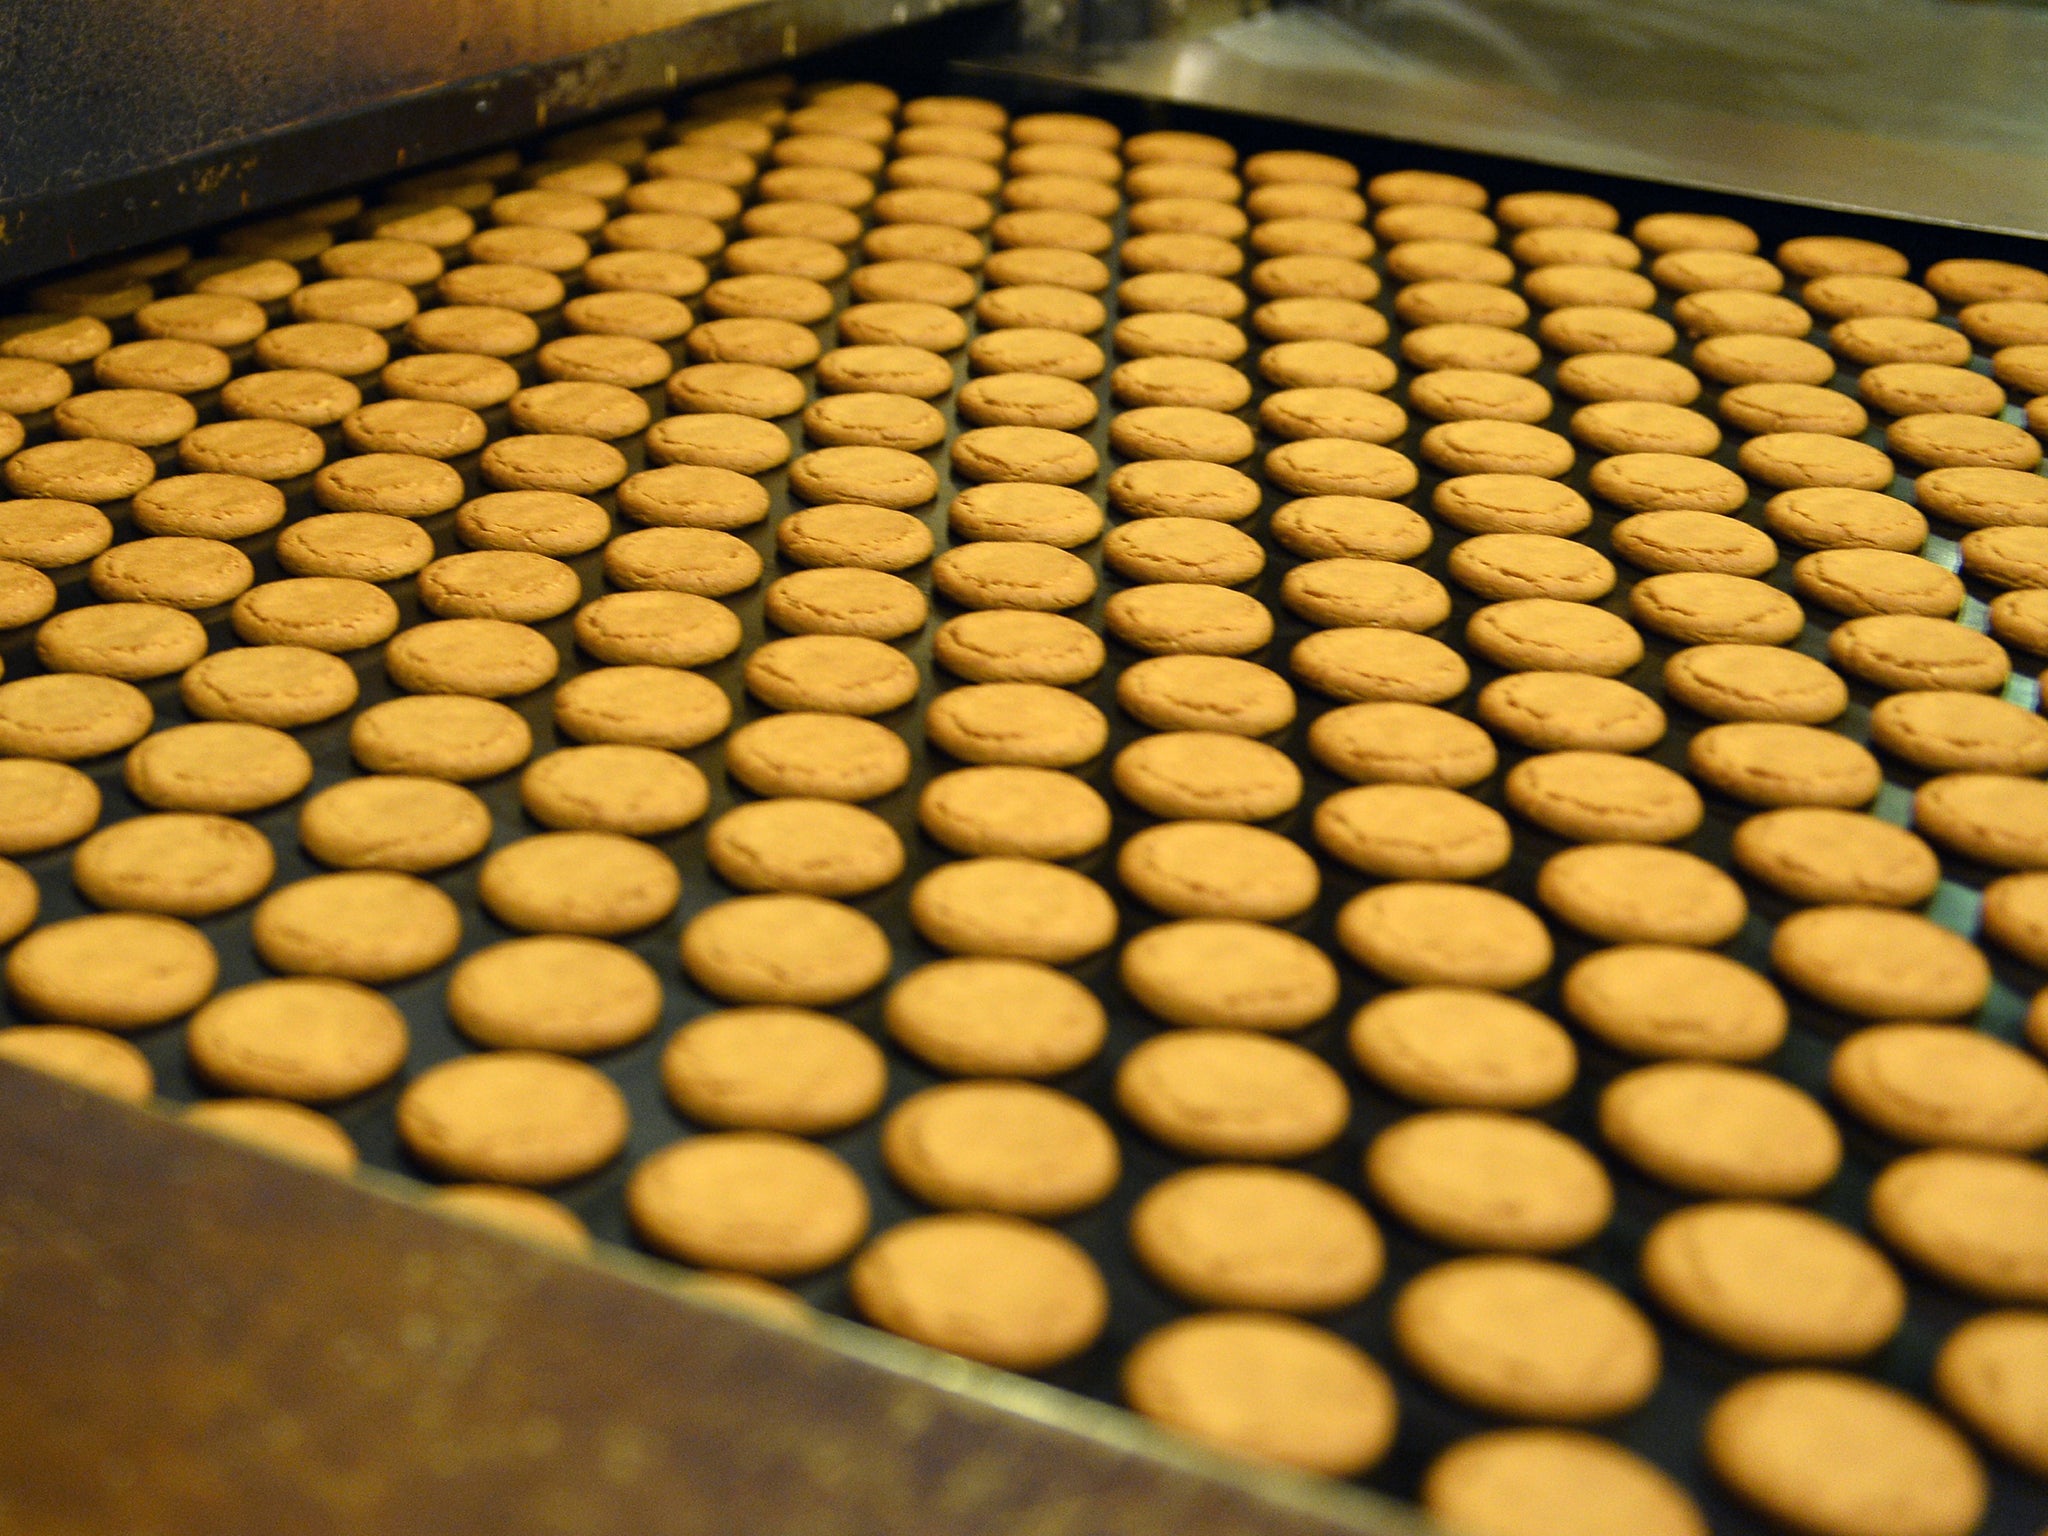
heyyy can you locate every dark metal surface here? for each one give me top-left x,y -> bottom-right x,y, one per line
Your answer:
968,1 -> 2048,238
0,0 -> 1011,288
0,1062 -> 1419,1536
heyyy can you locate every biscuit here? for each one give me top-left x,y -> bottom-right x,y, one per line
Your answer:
1464,599 -> 1642,676
125,721 -> 313,814
387,615 -> 560,696
418,552 -> 581,624
0,499 -> 112,573
0,673 -> 153,761
1934,1310 -> 2048,1479
1983,871 -> 2048,967
1688,721 -> 1880,808
1738,431 -> 1896,492
1663,643 -> 1847,723
910,857 -> 1116,963
1113,312 -> 1247,361
646,414 -> 796,479
948,482 -> 1103,546
1336,882 -> 1551,990
1316,783 -> 1511,881
1609,511 -> 1778,577
853,256 -> 981,306
883,1081 -> 1117,1218
57,387 -> 197,447
1117,822 -> 1317,921
253,870 -> 461,982
1629,571 -> 1805,644
1396,279 -> 1527,329
681,894 -> 890,1005
1104,520 -> 1262,588
1731,806 -> 1938,908
1537,843 -> 1745,944
1393,1257 -> 1659,1421
1475,671 -> 1664,752
73,812 -> 273,917
1423,1430 -> 1707,1536
95,339 -> 233,394
187,977 -> 408,1102
1913,770 -> 2048,869
423,1186 -> 590,1255
1645,1202 -> 1905,1363
777,505 -> 932,571
313,452 -> 467,518
1563,944 -> 1788,1060
297,775 -> 490,875
970,327 -> 1106,379
1539,306 -> 1677,356
1116,654 -> 1295,734
1589,451 -> 1747,513
1386,240 -> 1515,284
383,352 -> 520,409
1109,405 -> 1255,463
0,1025 -> 154,1105
1115,1029 -> 1348,1159
1506,750 -> 1702,843
1110,356 -> 1251,412
950,425 -> 1096,485
351,694 -> 532,780
1294,628 -> 1469,702
5,911 -> 216,1028
1108,458 -> 1261,519
884,957 -> 1106,1078
1119,919 -> 1337,1033
850,1213 -> 1106,1371
1871,1147 -> 2048,1303
92,534 -> 256,609
1522,266 -> 1656,311
957,374 -> 1098,430
1434,474 -> 1592,535
1832,1022 -> 2048,1151
926,682 -> 1107,766
183,1099 -> 358,1174
1917,464 -> 2048,529
1407,369 -> 1552,425
1601,1061 -> 1840,1198
933,542 -> 1095,610
0,861 -> 36,945
919,766 -> 1109,859
1833,316 -> 1971,368
0,759 -> 99,856
1122,1313 -> 1396,1478
1265,438 -> 1418,498
551,666 -> 729,754
706,797 -> 902,895
1348,988 -> 1574,1116
1651,249 -> 1781,293
1105,584 -> 1271,655
1772,905 -> 1989,1018
520,745 -> 710,838
765,568 -> 927,639
617,464 -> 772,532
1721,381 -> 1868,438
1705,1371 -> 1985,1536
446,935 -> 661,1055
1446,533 -> 1615,602
1118,237 -> 1244,283
605,528 -> 762,598
477,831 -> 679,936
1281,559 -> 1449,630
1830,614 -> 2009,693
1553,353 -> 1701,405
1269,496 -> 1430,560
931,610 -> 1103,686
1368,1110 -> 1612,1252
0,561 -> 60,632
1966,524 -> 2048,589
277,512 -> 435,581
34,601 -> 208,680
396,1050 -> 629,1186
1257,339 -> 1396,392
662,1007 -> 885,1135
1131,1166 -> 1381,1315
1765,486 -> 1926,552
1112,731 -> 1300,820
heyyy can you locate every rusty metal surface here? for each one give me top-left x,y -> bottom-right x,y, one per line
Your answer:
0,1062 -> 1422,1536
